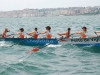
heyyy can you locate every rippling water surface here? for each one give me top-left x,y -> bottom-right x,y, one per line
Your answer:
0,16 -> 100,75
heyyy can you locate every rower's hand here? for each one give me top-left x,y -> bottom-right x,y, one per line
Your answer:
58,33 -> 61,36
94,32 -> 97,34
94,32 -> 98,36
26,33 -> 29,35
70,34 -> 74,36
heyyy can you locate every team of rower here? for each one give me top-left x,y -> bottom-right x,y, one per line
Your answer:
58,26 -> 87,38
1,26 -> 100,39
1,26 -> 52,39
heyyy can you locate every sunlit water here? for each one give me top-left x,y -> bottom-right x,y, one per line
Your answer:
0,16 -> 100,75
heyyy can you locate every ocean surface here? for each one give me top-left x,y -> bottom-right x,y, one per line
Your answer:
0,16 -> 100,75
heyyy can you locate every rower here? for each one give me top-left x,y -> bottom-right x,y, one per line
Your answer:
40,26 -> 52,39
58,28 -> 71,38
27,28 -> 38,39
74,26 -> 87,38
2,28 -> 10,38
17,28 -> 24,38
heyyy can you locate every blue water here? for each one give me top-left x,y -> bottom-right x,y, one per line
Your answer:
0,16 -> 100,75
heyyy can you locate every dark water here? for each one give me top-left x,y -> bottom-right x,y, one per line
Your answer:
0,16 -> 100,75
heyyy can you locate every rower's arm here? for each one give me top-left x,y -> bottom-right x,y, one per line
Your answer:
74,31 -> 81,34
40,31 -> 46,34
27,32 -> 33,35
17,32 -> 20,35
58,32 -> 66,36
95,31 -> 100,34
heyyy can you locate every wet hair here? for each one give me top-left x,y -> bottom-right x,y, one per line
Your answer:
20,28 -> 24,32
46,26 -> 51,30
67,28 -> 71,38
5,28 -> 10,32
35,28 -> 37,31
82,26 -> 87,31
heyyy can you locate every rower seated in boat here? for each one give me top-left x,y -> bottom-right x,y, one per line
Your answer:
27,28 -> 38,39
58,28 -> 71,39
58,28 -> 71,38
2,28 -> 10,38
73,26 -> 87,38
40,26 -> 52,39
17,28 -> 24,38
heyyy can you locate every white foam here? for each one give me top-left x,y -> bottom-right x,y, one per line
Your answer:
0,41 -> 10,47
47,44 -> 62,48
18,59 -> 24,62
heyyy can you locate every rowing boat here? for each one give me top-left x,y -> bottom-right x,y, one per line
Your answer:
0,37 -> 100,46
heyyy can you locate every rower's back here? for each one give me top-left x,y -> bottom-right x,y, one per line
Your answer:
19,28 -> 24,38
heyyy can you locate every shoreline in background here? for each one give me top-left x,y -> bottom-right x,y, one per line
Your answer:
0,15 -> 99,18
0,6 -> 100,18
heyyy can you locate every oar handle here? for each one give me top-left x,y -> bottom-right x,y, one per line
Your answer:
70,34 -> 74,36
8,34 -> 15,36
26,33 -> 40,36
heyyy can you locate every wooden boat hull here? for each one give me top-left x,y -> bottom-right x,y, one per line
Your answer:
0,38 -> 59,46
0,37 -> 100,47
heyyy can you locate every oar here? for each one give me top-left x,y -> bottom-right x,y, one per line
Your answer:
7,34 -> 15,37
9,38 -> 29,47
26,33 -> 41,37
94,32 -> 98,36
27,35 -> 74,54
27,43 -> 51,54
26,36 -> 68,54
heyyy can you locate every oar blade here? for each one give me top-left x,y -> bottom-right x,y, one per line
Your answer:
27,48 -> 39,54
27,43 -> 51,54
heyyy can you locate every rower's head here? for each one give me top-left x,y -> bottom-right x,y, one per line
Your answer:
34,28 -> 37,31
20,28 -> 24,32
46,26 -> 51,31
5,28 -> 10,32
82,27 -> 87,32
68,28 -> 71,31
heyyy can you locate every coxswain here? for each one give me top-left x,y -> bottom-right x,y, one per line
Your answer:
74,26 -> 87,38
27,28 -> 38,39
58,28 -> 71,38
40,26 -> 52,39
2,28 -> 10,38
17,28 -> 24,38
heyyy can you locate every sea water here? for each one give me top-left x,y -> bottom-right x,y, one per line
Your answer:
0,16 -> 100,75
